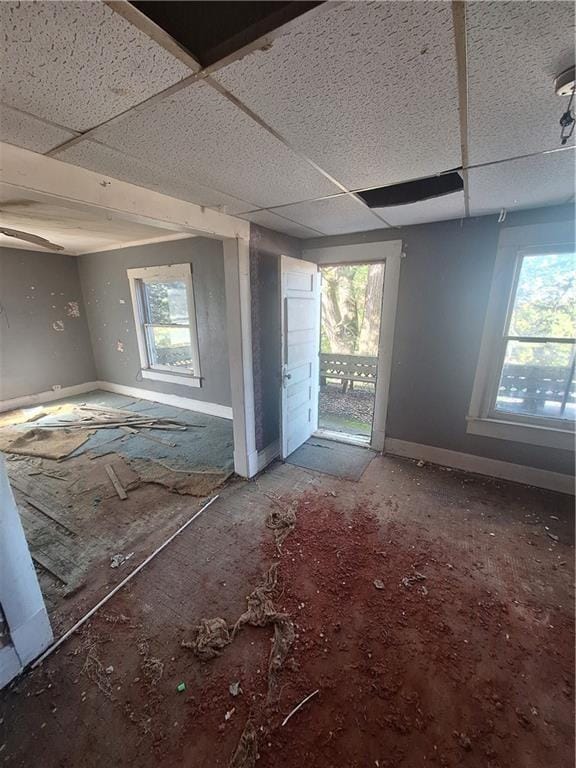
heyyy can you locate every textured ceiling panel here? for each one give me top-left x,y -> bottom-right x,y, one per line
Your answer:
468,151 -> 576,216
0,0 -> 192,132
89,81 -> 340,208
272,196 -> 388,236
374,192 -> 465,226
56,140 -> 253,215
0,184 -> 181,255
0,105 -> 78,153
466,1 -> 576,164
238,209 -> 322,239
214,1 -> 461,190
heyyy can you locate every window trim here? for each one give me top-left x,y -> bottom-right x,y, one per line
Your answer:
467,242 -> 575,451
127,263 -> 202,388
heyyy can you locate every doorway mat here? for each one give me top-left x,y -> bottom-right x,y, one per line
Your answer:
284,437 -> 375,481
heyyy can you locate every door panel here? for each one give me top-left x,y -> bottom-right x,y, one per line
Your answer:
281,256 -> 320,458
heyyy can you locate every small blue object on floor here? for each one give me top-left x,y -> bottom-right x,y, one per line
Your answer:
284,437 -> 375,481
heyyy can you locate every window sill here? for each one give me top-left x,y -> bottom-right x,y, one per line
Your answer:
466,416 -> 574,451
141,369 -> 202,388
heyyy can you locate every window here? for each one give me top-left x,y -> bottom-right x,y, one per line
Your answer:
127,264 -> 201,387
468,245 -> 575,450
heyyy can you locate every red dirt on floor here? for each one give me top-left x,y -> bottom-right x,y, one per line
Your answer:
158,491 -> 574,767
2,484 -> 573,768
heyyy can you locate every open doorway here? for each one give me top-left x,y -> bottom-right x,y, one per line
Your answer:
317,262 -> 385,444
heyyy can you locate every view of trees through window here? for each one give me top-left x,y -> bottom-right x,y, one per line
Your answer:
507,252 -> 575,365
496,252 -> 575,419
320,263 -> 384,357
142,279 -> 192,369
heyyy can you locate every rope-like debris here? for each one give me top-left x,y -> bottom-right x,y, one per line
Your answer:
265,495 -> 296,551
182,617 -> 231,660
233,563 -> 295,701
228,719 -> 258,768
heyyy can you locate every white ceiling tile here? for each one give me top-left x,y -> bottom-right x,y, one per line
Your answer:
89,81 -> 340,208
56,140 -> 254,215
466,1 -> 575,164
468,151 -> 576,216
272,196 -> 388,236
239,210 -> 322,239
0,184 -> 182,255
0,104 -> 78,153
0,0 -> 193,132
214,1 -> 461,190
374,192 -> 465,226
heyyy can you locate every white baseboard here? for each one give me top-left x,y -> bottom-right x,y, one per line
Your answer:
0,381 -> 98,413
96,381 -> 233,420
385,438 -> 574,495
0,380 -> 234,420
256,439 -> 280,473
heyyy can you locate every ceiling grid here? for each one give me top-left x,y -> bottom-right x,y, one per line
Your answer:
1,0 -> 574,241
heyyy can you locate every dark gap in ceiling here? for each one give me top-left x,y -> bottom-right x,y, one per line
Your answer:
130,1 -> 323,67
358,172 -> 464,208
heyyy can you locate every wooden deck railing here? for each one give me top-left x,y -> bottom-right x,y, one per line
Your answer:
320,353 -> 378,392
498,362 -> 575,413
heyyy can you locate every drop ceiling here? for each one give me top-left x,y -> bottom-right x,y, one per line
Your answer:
0,184 -> 189,255
0,0 -> 574,241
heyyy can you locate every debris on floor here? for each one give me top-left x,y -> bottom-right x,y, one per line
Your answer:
183,617 -> 231,660
265,496 -> 296,550
228,719 -> 258,768
0,426 -> 95,459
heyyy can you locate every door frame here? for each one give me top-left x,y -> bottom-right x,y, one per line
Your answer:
302,240 -> 403,452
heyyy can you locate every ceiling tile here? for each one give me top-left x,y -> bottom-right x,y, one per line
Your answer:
272,196 -> 388,236
0,0 -> 193,132
214,1 -> 461,190
0,184 -> 181,255
238,210 -> 322,239
374,192 -> 465,226
56,139 -> 253,215
466,1 -> 575,164
0,105 -> 78,153
89,81 -> 340,208
468,151 -> 576,216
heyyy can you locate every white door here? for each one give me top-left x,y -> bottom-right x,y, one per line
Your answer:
280,255 -> 321,458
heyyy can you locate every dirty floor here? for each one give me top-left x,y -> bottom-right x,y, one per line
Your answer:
0,390 -> 234,633
0,455 -> 574,767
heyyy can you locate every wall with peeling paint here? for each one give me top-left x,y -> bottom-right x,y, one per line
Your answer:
78,237 -> 231,407
0,247 -> 96,401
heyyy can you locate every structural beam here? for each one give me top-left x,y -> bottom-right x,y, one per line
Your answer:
0,143 -> 250,242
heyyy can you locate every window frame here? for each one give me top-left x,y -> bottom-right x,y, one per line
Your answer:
127,264 -> 202,388
467,242 -> 575,451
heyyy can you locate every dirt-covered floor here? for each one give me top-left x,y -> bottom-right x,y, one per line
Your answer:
1,454 -> 574,768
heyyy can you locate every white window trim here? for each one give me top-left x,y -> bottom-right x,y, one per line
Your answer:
468,242 -> 575,451
127,263 -> 202,388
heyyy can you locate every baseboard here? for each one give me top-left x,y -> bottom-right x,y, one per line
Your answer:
256,439 -> 280,473
0,382 -> 99,413
0,380 -> 234,420
384,438 -> 574,495
96,381 -> 233,420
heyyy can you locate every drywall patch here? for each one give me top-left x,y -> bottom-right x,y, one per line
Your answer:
116,340 -> 125,353
65,301 -> 80,318
52,320 -> 65,332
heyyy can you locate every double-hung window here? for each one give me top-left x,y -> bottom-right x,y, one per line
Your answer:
127,264 -> 201,387
468,245 -> 575,449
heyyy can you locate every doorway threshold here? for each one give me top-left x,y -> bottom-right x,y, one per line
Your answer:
314,428 -> 371,449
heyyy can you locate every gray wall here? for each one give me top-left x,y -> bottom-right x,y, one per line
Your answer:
250,224 -> 301,451
78,237 -> 231,407
304,204 -> 575,476
0,247 -> 96,401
